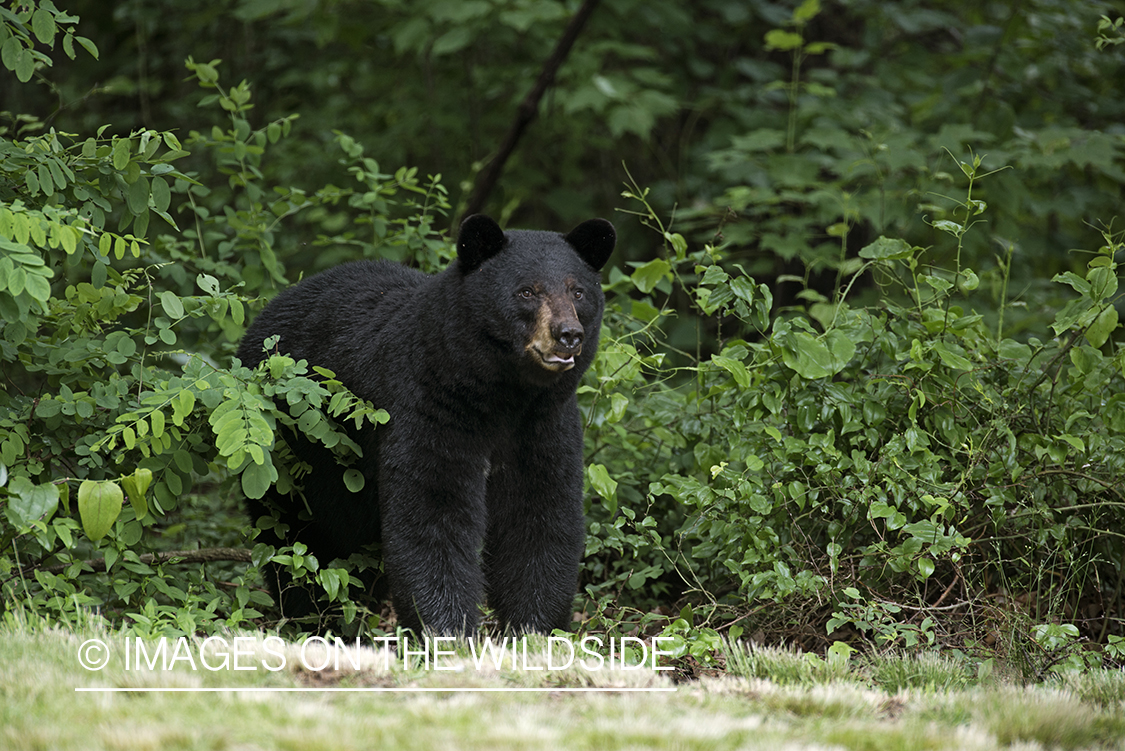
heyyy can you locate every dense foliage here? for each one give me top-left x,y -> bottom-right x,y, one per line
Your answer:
2,0 -> 1125,672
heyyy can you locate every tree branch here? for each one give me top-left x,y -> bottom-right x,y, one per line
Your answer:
459,0 -> 601,223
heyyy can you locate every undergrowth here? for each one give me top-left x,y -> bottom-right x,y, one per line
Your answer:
2,3 -> 1124,680
579,168 -> 1125,673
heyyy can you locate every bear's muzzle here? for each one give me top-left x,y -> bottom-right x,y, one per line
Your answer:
528,302 -> 583,372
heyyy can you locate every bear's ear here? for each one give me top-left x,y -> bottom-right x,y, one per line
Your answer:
564,218 -> 616,271
457,214 -> 506,273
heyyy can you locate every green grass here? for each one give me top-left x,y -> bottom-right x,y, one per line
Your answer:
2,613 -> 1124,751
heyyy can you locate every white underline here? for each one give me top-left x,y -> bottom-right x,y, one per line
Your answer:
75,686 -> 676,693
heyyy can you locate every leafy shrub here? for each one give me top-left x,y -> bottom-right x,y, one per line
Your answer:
1,32 -> 448,635
581,165 -> 1125,659
572,1 -> 1125,660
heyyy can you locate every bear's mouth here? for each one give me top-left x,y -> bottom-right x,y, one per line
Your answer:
532,348 -> 577,372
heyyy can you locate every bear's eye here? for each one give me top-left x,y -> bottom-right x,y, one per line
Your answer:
573,289 -> 584,300
518,287 -> 535,300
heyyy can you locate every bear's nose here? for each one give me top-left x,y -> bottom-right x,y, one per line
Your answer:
557,325 -> 583,352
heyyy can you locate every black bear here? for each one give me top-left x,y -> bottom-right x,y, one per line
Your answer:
237,214 -> 615,635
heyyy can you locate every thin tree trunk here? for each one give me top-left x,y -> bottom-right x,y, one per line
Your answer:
459,0 -> 601,224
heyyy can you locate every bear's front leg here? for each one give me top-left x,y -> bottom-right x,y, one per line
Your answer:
378,438 -> 489,636
483,402 -> 586,634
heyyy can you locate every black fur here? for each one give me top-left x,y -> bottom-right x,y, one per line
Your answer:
237,215 -> 615,635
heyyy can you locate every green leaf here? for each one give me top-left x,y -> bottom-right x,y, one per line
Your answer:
665,232 -> 687,257
197,273 -> 220,295
77,480 -> 124,542
630,258 -> 671,294
869,500 -> 895,520
431,27 -> 474,56
777,328 -> 851,380
1086,305 -> 1118,348
1,36 -> 20,73
764,29 -> 803,51
1052,296 -> 1094,336
606,392 -> 629,423
804,42 -> 837,55
858,236 -> 913,261
150,408 -> 165,437
630,299 -> 660,323
930,219 -> 963,236
712,354 -> 750,388
32,9 -> 56,45
825,330 -> 856,369
22,273 -> 51,303
779,331 -> 834,379
14,47 -> 34,83
58,224 -> 78,254
24,168 -> 40,196
1053,271 -> 1090,295
1058,434 -> 1085,453
731,129 -> 786,152
343,469 -> 365,492
38,163 -> 53,195
318,568 -> 341,600
6,476 -> 60,526
904,520 -> 939,540
150,176 -> 171,212
103,547 -> 118,572
729,276 -> 757,303
112,139 -> 131,171
171,389 -> 196,425
958,269 -> 980,292
8,266 -> 26,296
1070,345 -> 1101,374
127,176 -> 150,215
241,460 -> 275,500
934,341 -> 973,371
997,339 -> 1032,360
159,290 -> 184,318
921,275 -> 953,295
120,468 -> 153,520
588,463 -> 618,516
1087,264 -> 1118,301
793,0 -> 821,24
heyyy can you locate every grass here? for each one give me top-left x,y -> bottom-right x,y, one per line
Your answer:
2,611 -> 1125,750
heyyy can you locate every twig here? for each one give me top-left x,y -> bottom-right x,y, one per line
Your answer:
931,566 -> 961,609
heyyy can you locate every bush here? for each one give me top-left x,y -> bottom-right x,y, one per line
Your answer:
0,29 -> 448,635
580,166 -> 1125,661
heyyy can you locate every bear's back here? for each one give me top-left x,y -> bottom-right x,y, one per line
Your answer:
237,259 -> 429,373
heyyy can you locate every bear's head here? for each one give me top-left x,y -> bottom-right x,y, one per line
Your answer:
456,214 -> 615,387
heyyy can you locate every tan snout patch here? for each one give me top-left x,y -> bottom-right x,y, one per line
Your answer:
526,296 -> 580,372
